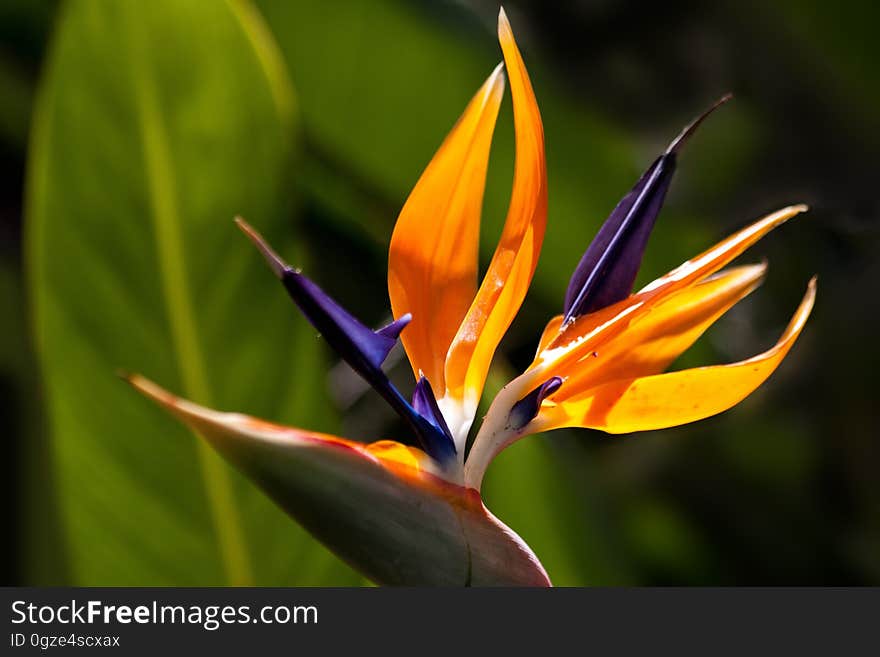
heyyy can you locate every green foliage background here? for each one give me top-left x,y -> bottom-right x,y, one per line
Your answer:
2,0 -> 878,585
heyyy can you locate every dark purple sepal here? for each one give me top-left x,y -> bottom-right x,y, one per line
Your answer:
376,314 -> 412,342
284,272 -> 408,371
412,376 -> 454,444
236,218 -> 456,463
562,94 -> 732,323
281,272 -> 457,461
563,156 -> 675,322
509,376 -> 563,430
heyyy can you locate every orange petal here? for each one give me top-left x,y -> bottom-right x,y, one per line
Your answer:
388,64 -> 505,389
637,205 -> 806,300
532,205 -> 808,376
535,277 -> 815,433
535,314 -> 564,356
444,9 -> 547,406
363,440 -> 431,472
558,263 -> 767,394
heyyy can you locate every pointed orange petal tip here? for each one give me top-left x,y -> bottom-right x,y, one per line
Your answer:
124,371 -> 182,408
487,60 -> 506,96
388,61 -> 505,396
636,203 -> 809,301
444,5 -> 546,408
767,203 -> 809,228
498,6 -> 511,38
733,203 -> 808,236
803,275 -> 818,316
782,203 -> 809,218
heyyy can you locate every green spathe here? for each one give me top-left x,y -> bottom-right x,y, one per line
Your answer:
128,374 -> 550,586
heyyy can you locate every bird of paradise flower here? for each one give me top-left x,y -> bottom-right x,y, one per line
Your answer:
126,9 -> 815,586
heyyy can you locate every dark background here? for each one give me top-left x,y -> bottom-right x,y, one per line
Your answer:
2,0 -> 878,585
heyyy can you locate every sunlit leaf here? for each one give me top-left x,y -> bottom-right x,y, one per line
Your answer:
26,0 -> 358,585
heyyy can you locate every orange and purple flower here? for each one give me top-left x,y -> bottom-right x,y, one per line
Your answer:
127,9 -> 815,586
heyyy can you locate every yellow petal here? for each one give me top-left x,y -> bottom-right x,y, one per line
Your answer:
388,64 -> 505,389
444,9 -> 547,406
637,204 -> 806,300
558,263 -> 767,394
364,439 -> 432,473
536,277 -> 816,433
535,314 -> 564,356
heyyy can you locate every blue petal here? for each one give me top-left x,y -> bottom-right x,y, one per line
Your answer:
412,376 -> 453,443
509,376 -> 563,430
236,218 -> 456,463
563,94 -> 732,323
376,314 -> 412,342
287,272 -> 407,371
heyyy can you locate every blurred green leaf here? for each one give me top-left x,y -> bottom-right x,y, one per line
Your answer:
620,496 -> 714,584
482,436 -> 634,586
26,0 -> 358,585
752,0 -> 880,146
0,56 -> 34,147
1,260 -> 65,585
477,366 -> 633,586
255,0 -> 638,300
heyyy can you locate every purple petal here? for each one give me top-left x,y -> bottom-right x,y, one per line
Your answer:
509,376 -> 563,430
376,313 -> 412,342
236,218 -> 456,462
563,157 -> 673,321
286,272 -> 404,371
412,376 -> 453,443
563,95 -> 732,323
